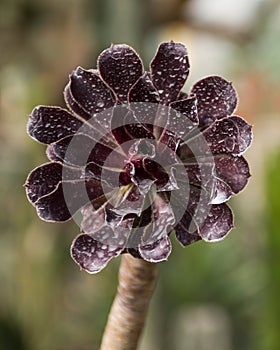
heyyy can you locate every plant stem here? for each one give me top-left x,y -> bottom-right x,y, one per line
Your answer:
100,254 -> 159,350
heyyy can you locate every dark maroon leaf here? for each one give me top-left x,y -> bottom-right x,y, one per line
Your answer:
85,161 -> 123,190
111,106 -> 135,144
35,182 -> 72,222
159,130 -> 180,154
175,210 -> 202,246
169,96 -> 199,138
81,204 -> 106,235
98,44 -> 144,102
186,186 -> 214,229
124,123 -> 154,144
175,160 -> 215,191
143,157 -> 169,187
46,133 -> 122,167
129,72 -> 160,103
81,202 -> 132,237
88,140 -> 116,166
130,101 -> 159,133
211,179 -> 233,204
111,106 -> 154,146
186,116 -> 252,157
199,203 -> 234,242
154,136 -> 181,168
175,202 -> 233,244
64,67 -> 115,118
25,162 -> 81,204
190,76 -> 237,127
71,234 -> 124,274
176,154 -> 248,205
173,186 -> 233,243
84,178 -> 108,203
153,105 -> 177,146
214,154 -> 250,194
25,162 -> 63,204
35,178 -> 104,222
89,215 -> 133,247
46,144 -> 62,162
130,105 -> 176,152
71,216 -> 134,273
177,159 -> 233,205
119,116 -> 151,146
150,41 -> 189,104
203,116 -> 252,155
84,162 -> 102,180
46,134 -> 96,166
139,236 -> 172,262
171,184 -> 213,236
27,106 -> 82,144
64,85 -> 91,120
140,193 -> 175,245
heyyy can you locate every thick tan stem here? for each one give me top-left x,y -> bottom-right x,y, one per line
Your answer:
100,254 -> 159,350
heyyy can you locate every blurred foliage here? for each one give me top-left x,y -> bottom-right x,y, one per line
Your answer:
1,0 -> 280,349
261,151 -> 280,350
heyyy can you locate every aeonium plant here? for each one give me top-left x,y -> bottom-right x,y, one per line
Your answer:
25,41 -> 252,349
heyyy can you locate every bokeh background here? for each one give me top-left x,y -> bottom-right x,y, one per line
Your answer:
1,0 -> 280,349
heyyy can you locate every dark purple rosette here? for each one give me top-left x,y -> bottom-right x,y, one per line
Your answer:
25,41 -> 252,273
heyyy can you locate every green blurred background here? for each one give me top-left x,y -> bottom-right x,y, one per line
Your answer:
1,0 -> 280,349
